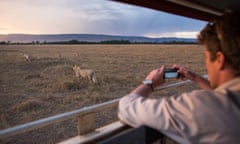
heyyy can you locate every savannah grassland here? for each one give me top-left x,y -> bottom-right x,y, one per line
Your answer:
0,44 -> 206,144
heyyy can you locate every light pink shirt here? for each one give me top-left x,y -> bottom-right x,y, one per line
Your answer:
118,78 -> 240,144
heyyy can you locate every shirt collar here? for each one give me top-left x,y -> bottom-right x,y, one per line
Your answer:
215,77 -> 240,93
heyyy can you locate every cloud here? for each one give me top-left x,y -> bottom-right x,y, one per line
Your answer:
145,31 -> 200,38
0,0 -> 207,37
71,1 -> 207,37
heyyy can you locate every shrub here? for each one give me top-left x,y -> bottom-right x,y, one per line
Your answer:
12,99 -> 45,112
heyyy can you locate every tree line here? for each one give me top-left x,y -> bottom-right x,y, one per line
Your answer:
0,39 -> 196,45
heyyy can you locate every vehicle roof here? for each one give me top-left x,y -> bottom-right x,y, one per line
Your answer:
112,0 -> 240,21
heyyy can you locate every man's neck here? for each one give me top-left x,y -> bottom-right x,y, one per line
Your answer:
217,68 -> 236,87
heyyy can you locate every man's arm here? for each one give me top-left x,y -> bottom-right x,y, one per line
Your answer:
192,74 -> 211,90
131,66 -> 166,97
174,64 -> 211,90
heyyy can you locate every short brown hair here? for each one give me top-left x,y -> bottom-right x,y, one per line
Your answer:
198,11 -> 240,76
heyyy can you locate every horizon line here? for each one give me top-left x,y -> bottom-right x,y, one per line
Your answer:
0,33 -> 197,39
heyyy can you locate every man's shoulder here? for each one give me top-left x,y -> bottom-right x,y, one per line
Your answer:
177,89 -> 215,100
175,88 -> 239,111
170,89 -> 221,107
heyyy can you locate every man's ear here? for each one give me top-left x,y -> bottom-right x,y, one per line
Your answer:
216,51 -> 226,70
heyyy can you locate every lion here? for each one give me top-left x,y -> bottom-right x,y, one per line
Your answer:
72,65 -> 97,83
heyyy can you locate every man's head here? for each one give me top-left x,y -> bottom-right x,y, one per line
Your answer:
198,11 -> 240,88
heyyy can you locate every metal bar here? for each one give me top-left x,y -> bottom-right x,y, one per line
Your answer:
0,99 -> 119,139
155,75 -> 208,91
112,0 -> 218,21
167,0 -> 223,16
0,75 -> 207,139
155,79 -> 192,91
58,121 -> 128,144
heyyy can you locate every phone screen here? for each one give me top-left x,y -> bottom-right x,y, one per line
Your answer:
164,69 -> 179,79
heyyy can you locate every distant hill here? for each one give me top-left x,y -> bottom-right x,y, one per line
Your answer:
0,34 -> 196,43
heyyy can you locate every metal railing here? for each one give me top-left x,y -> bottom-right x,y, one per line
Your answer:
0,75 -> 207,143
0,99 -> 120,139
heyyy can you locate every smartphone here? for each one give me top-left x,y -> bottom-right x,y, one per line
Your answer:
164,68 -> 179,79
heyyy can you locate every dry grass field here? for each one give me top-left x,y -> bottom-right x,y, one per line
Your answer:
0,44 -> 207,143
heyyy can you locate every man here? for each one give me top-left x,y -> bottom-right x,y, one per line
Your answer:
118,11 -> 240,144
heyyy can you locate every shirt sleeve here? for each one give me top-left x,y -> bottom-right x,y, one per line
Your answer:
118,92 -> 200,144
118,93 -> 172,128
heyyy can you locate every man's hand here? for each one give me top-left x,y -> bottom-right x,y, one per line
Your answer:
145,66 -> 165,88
173,64 -> 198,81
173,64 -> 211,90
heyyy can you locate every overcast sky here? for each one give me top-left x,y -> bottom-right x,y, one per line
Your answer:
0,0 -> 207,38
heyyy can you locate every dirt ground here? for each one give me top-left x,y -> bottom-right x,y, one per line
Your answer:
0,44 -> 207,143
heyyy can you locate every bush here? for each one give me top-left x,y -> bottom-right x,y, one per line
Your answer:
12,99 -> 45,112
63,79 -> 90,91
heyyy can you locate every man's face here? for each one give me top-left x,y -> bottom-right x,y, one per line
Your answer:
205,50 -> 219,89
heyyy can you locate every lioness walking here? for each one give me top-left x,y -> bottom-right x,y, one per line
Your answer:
72,65 -> 97,83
